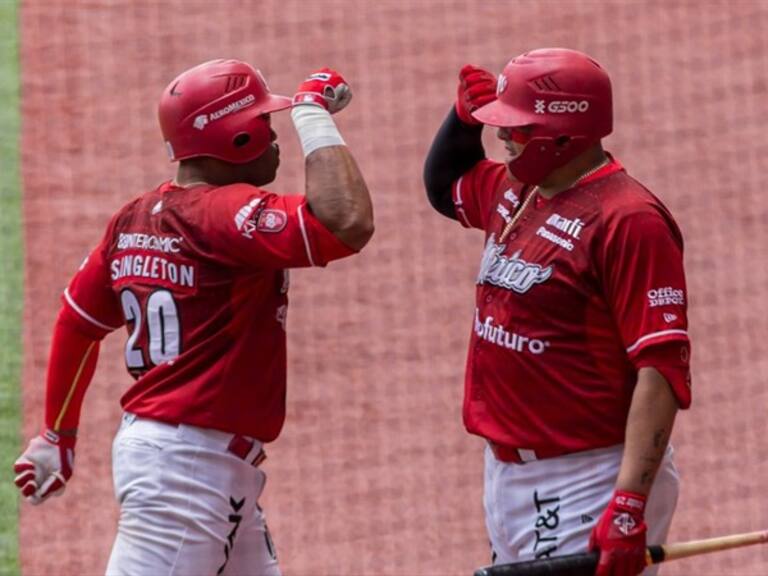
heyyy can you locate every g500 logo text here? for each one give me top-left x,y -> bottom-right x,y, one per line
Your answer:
535,100 -> 590,114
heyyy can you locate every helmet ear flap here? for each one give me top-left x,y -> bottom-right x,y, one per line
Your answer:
233,133 -> 251,148
228,115 -> 272,161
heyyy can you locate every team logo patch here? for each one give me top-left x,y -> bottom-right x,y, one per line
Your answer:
257,209 -> 287,233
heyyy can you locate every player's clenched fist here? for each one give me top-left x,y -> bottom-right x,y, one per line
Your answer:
455,64 -> 497,125
293,68 -> 352,114
589,490 -> 648,576
14,429 -> 76,505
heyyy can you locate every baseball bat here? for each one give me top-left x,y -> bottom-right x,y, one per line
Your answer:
473,529 -> 768,576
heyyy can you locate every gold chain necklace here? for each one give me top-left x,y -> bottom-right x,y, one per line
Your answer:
498,158 -> 610,243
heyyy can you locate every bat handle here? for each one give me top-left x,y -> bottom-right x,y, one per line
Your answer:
646,545 -> 665,565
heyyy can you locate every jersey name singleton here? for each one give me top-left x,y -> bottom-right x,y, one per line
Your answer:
110,233 -> 197,293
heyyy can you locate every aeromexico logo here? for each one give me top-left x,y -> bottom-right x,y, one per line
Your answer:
477,234 -> 553,293
194,93 -> 256,130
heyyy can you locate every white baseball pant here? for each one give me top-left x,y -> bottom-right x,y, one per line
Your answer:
484,443 -> 680,576
105,413 -> 280,576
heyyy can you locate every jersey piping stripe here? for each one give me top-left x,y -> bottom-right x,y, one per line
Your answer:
64,288 -> 121,331
297,204 -> 316,266
453,176 -> 472,228
626,329 -> 688,354
53,341 -> 96,430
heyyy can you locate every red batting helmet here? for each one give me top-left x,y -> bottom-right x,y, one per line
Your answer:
472,48 -> 612,185
158,59 -> 292,164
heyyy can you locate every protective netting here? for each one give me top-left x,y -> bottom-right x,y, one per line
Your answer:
19,1 -> 768,574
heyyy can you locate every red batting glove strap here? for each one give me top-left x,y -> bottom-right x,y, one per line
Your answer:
292,67 -> 351,113
589,490 -> 648,576
13,429 -> 76,505
455,64 -> 497,125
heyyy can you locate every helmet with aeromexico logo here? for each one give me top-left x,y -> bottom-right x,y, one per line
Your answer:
158,59 -> 292,164
472,48 -> 612,185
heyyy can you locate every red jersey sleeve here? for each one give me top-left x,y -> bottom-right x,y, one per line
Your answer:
205,184 -> 356,269
599,203 -> 692,407
64,218 -> 124,339
452,160 -> 508,230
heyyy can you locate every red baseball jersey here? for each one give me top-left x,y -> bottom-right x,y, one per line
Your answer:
452,156 -> 691,455
64,181 -> 354,441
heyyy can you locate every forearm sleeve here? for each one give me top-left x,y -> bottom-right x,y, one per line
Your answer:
423,107 -> 486,220
44,304 -> 103,433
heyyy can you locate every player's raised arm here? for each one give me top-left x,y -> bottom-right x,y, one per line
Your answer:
291,68 -> 374,251
423,65 -> 496,219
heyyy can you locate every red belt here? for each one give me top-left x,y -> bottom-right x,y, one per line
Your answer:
227,435 -> 267,468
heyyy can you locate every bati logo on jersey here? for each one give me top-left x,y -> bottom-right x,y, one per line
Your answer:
477,234 -> 553,293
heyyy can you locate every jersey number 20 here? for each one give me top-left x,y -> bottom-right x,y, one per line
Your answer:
120,288 -> 180,372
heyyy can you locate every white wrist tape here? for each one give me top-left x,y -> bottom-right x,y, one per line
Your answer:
291,105 -> 346,157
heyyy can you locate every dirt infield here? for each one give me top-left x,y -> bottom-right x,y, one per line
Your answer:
19,1 -> 768,575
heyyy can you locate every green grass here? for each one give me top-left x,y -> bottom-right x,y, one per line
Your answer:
0,0 -> 21,574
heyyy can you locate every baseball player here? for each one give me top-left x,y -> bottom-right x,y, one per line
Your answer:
13,59 -> 373,575
423,48 -> 692,576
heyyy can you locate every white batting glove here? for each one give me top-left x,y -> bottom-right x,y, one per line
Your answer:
14,429 -> 76,505
292,68 -> 352,114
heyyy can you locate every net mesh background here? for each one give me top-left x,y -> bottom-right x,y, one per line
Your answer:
18,1 -> 768,574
